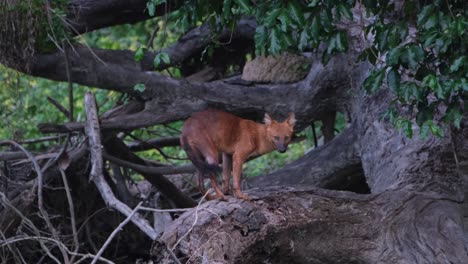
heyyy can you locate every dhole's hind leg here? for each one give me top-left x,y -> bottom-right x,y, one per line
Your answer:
222,153 -> 232,194
196,171 -> 214,200
209,174 -> 226,200
198,142 -> 225,200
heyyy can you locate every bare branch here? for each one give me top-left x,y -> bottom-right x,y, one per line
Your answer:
84,92 -> 158,239
127,136 -> 181,152
47,96 -> 70,117
66,0 -> 184,34
59,169 -> 80,260
0,140 -> 69,263
102,135 -> 197,208
104,152 -> 195,175
91,202 -> 143,264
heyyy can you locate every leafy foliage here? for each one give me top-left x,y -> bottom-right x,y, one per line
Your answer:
159,0 -> 353,63
148,0 -> 466,138
362,0 -> 467,137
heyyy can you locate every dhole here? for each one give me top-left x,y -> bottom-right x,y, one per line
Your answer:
181,109 -> 295,200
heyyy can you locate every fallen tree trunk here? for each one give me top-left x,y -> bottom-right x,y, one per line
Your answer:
153,186 -> 466,263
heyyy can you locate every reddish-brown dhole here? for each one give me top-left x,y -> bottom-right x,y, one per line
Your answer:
181,109 -> 295,200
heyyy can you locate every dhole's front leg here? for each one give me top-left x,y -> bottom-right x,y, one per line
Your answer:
222,153 -> 232,194
232,154 -> 250,200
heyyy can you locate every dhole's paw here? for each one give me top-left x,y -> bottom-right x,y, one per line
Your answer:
234,191 -> 251,201
216,193 -> 227,201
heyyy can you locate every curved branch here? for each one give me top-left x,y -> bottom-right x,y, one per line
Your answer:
103,152 -> 195,175
247,126 -> 361,189
127,137 -> 181,151
29,17 -> 256,85
37,51 -> 364,135
66,0 -> 184,34
84,92 -> 158,239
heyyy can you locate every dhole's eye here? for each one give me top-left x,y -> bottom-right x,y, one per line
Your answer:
274,136 -> 280,140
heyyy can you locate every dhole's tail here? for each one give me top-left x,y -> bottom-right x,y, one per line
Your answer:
181,136 -> 220,176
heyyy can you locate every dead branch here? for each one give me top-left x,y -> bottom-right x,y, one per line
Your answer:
127,136 -> 181,152
84,92 -> 158,240
91,201 -> 143,264
0,140 -> 69,263
59,168 -> 79,260
0,192 -> 61,264
0,235 -> 114,264
19,135 -> 64,145
103,152 -> 195,175
103,135 -> 197,208
67,0 -> 183,34
47,96 -> 70,117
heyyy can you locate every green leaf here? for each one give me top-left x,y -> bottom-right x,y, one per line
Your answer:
254,26 -> 267,55
423,13 -> 438,30
386,47 -> 400,66
268,27 -> 283,55
265,8 -> 282,27
445,106 -> 462,129
404,45 -> 424,70
146,2 -> 156,16
320,9 -> 333,32
287,2 -> 305,25
387,68 -> 400,94
420,123 -> 430,139
278,10 -> 294,32
363,69 -> 385,93
337,3 -> 353,20
234,0 -> 251,12
335,31 -> 348,52
160,52 -> 171,64
134,83 -> 146,92
310,16 -> 320,40
405,120 -> 413,138
308,0 -> 320,7
153,52 -> 171,68
387,27 -> 400,49
450,56 -> 466,73
298,28 -> 309,51
222,0 -> 232,20
134,47 -> 146,62
422,29 -> 438,48
429,122 -> 444,137
417,5 -> 435,26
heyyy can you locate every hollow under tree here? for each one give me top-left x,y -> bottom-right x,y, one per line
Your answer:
1,0 -> 467,263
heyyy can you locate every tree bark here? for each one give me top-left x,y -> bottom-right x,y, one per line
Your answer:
2,1 -> 468,263
151,27 -> 468,263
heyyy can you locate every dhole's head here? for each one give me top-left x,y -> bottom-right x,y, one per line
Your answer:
264,112 -> 296,153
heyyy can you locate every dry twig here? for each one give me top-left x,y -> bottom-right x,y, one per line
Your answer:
84,92 -> 157,240
0,140 -> 69,263
90,202 -> 143,264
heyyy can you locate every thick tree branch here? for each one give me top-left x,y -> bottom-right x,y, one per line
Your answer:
29,18 -> 256,85
154,187 -> 467,263
66,0 -> 183,34
247,126 -> 361,190
127,137 -> 181,152
37,51 -> 363,134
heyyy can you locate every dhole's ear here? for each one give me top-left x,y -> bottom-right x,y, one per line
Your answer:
287,112 -> 296,127
264,113 -> 273,126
